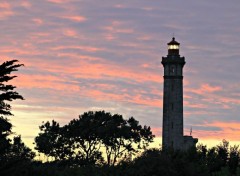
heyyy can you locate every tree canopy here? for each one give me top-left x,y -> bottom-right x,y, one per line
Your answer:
35,111 -> 155,166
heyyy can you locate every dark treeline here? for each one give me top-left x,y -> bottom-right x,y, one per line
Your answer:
1,60 -> 240,176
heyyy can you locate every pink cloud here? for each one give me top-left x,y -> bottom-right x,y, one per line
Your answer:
189,83 -> 222,95
151,127 -> 162,136
0,10 -> 14,19
137,35 -> 152,41
32,18 -> 43,25
184,100 -> 207,109
0,2 -> 11,9
21,1 -> 32,8
219,97 -> 240,105
13,74 -> 80,92
192,121 -> 240,141
114,4 -> 126,9
51,45 -> 104,52
63,16 -> 87,22
103,20 -> 134,40
63,29 -> 78,38
47,0 -> 71,4
27,51 -> 163,84
104,25 -> 134,34
0,2 -> 14,19
142,7 -> 154,11
104,34 -> 116,41
0,47 -> 40,56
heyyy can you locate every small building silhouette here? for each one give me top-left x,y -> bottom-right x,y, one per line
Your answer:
161,37 -> 198,151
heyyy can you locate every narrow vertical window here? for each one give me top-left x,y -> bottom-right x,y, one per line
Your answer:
172,83 -> 174,91
172,122 -> 173,129
171,103 -> 174,110
171,141 -> 173,148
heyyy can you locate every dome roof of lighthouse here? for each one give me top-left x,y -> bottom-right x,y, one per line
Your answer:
168,37 -> 180,45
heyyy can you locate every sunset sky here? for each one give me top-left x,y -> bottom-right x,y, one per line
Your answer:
0,0 -> 240,148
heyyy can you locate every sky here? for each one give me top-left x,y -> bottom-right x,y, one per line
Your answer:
0,0 -> 240,148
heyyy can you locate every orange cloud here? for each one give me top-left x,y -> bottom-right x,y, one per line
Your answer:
192,121 -> 240,141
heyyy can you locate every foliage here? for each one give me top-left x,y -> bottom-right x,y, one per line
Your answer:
0,60 -> 36,176
0,60 -> 24,116
228,145 -> 240,175
65,111 -> 105,166
35,120 -> 72,161
33,111 -> 240,176
8,135 -> 35,160
100,113 -> 154,165
0,117 -> 12,155
0,60 -> 24,156
0,136 -> 35,176
35,111 -> 154,166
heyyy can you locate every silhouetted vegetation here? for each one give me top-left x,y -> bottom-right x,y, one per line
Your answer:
35,111 -> 155,166
3,139 -> 240,176
1,60 -> 240,176
0,60 -> 35,175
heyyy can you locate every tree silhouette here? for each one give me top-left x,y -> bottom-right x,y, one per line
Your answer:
7,135 -> 35,161
0,117 -> 12,157
35,120 -> 72,161
0,60 -> 24,160
0,60 -> 36,175
228,145 -> 240,175
101,115 -> 154,165
0,60 -> 24,115
217,139 -> 229,167
65,111 -> 105,165
34,111 -> 155,166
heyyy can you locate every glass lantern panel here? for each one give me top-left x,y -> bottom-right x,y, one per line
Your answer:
168,45 -> 179,49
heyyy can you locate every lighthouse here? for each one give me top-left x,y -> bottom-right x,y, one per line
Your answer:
162,37 -> 198,150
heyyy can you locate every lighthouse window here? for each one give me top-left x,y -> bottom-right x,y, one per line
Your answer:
171,66 -> 175,74
172,122 -> 173,129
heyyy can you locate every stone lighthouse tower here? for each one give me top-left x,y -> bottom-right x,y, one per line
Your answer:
161,37 -> 197,150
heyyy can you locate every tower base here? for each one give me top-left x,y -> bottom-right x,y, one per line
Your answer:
183,136 -> 198,150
